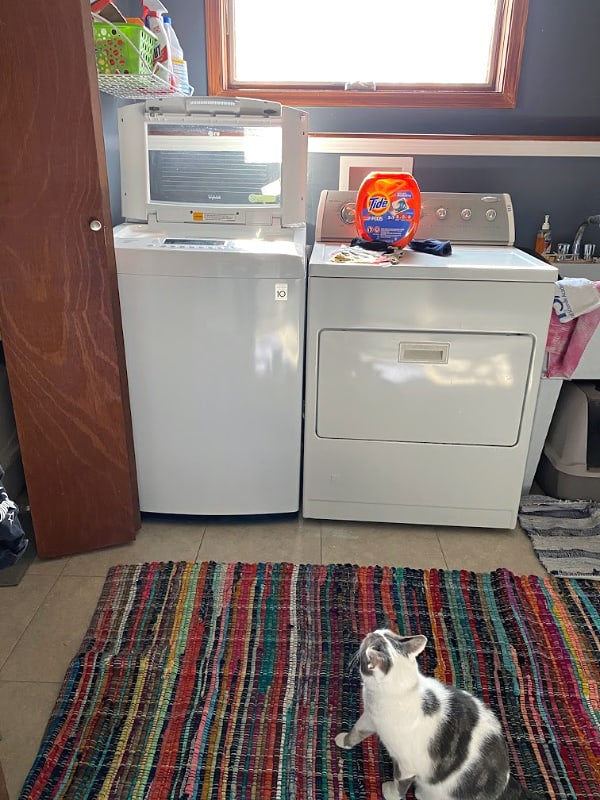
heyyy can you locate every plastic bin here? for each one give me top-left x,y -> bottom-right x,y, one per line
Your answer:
93,22 -> 157,75
536,381 -> 600,500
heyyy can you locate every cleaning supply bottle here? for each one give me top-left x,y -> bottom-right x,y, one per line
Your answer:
143,0 -> 175,88
535,214 -> 552,256
163,15 -> 191,94
355,172 -> 421,247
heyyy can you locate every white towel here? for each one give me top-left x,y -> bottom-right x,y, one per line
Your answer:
553,277 -> 600,322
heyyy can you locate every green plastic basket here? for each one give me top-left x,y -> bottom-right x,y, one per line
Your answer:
93,22 -> 157,75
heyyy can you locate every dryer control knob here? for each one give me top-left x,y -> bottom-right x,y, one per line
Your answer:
436,207 -> 447,219
340,203 -> 356,225
486,209 -> 498,221
461,208 -> 472,220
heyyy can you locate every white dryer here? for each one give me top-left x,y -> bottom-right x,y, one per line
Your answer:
114,97 -> 308,515
303,192 -> 557,529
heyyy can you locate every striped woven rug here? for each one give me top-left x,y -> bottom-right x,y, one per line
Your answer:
21,562 -> 599,800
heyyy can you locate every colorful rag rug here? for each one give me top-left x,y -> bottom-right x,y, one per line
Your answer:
21,563 -> 600,800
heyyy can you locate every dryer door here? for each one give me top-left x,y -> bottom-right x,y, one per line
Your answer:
316,330 -> 533,446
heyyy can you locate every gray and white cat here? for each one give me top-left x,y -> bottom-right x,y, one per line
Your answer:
335,629 -> 532,800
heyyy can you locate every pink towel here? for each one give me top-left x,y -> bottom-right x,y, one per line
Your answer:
546,280 -> 600,378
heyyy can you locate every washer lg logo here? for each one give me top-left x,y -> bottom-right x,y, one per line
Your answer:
275,283 -> 288,301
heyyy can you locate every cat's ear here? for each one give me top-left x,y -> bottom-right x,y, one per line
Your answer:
404,635 -> 427,658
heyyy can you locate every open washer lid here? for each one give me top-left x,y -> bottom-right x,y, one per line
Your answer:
118,97 -> 308,230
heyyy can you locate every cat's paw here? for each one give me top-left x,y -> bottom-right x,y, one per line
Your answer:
335,732 -> 352,749
381,781 -> 398,800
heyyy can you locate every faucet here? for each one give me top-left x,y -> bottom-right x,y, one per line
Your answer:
572,214 -> 600,259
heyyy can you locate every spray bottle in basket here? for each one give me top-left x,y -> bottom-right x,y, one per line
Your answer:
143,0 -> 176,88
163,16 -> 191,94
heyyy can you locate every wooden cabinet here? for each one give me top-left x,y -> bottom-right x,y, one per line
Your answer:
0,0 -> 140,556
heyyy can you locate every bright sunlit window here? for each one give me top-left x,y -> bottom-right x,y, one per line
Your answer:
234,1 -> 497,85
205,0 -> 529,107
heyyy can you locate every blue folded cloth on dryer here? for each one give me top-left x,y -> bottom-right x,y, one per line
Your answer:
409,238 -> 452,256
350,237 -> 396,253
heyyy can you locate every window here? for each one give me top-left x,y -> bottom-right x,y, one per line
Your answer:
206,0 -> 529,108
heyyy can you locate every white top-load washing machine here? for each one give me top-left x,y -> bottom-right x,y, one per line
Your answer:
303,191 -> 557,529
114,97 -> 308,515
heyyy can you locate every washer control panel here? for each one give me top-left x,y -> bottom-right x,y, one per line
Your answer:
315,191 -> 514,245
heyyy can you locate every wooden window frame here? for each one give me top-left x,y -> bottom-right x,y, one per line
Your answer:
206,0 -> 529,108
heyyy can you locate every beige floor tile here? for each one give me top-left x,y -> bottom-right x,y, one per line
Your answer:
1,759 -> 22,800
198,516 -> 321,564
436,524 -> 547,575
27,555 -> 70,578
62,519 -> 206,577
321,522 -> 448,568
0,575 -> 57,670
0,681 -> 60,799
0,576 -> 104,683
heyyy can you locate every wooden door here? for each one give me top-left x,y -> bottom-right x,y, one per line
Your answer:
0,0 -> 140,557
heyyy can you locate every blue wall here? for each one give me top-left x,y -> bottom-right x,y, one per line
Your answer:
101,93 -> 122,223
100,0 -> 600,249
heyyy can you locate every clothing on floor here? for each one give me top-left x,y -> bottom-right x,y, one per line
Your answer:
0,467 -> 28,569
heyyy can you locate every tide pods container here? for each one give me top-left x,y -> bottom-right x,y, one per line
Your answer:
355,172 -> 421,246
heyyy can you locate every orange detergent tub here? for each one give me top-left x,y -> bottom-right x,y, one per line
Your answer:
355,172 -> 421,247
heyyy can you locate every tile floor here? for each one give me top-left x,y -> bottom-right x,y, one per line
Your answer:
0,514 -> 546,799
